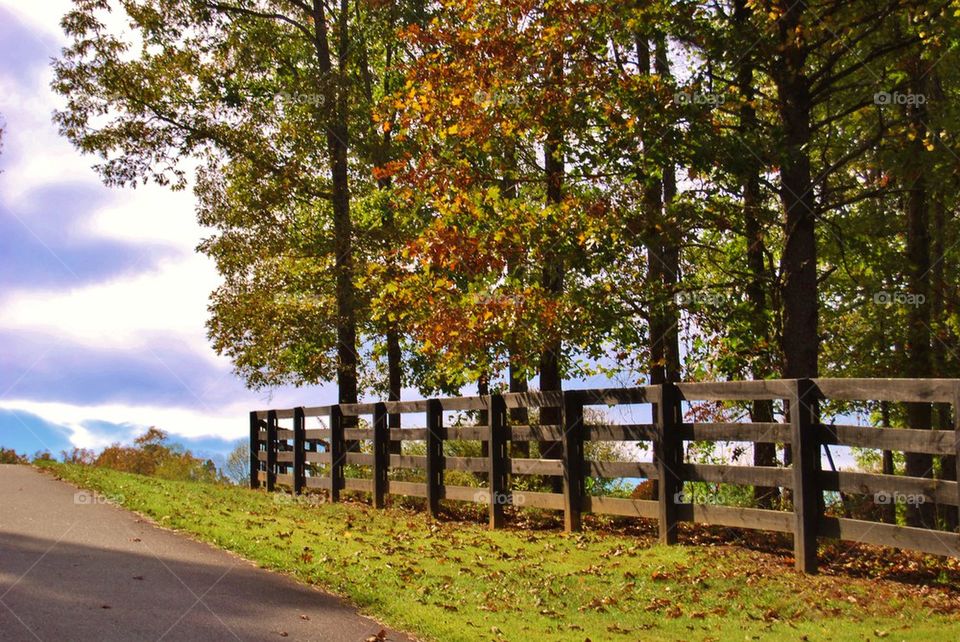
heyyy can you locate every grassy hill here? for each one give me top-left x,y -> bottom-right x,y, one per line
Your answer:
41,462 -> 960,641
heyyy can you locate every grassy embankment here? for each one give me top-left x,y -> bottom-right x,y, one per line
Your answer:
41,462 -> 960,641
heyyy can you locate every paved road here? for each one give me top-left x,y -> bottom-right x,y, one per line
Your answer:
0,465 -> 414,642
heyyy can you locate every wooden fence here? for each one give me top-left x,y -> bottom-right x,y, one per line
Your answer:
249,378 -> 960,573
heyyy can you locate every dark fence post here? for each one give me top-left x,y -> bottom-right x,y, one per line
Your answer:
954,384 -> 960,529
426,399 -> 443,517
293,407 -> 305,495
373,402 -> 389,509
487,394 -> 508,529
791,378 -> 820,573
329,405 -> 344,503
562,391 -> 585,532
266,410 -> 278,492
655,382 -> 682,545
249,411 -> 260,489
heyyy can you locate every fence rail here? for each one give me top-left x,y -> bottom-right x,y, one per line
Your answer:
249,378 -> 960,573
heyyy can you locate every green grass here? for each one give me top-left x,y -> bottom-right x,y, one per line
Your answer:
41,462 -> 960,641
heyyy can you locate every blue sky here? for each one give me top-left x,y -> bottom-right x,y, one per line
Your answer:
0,2 -> 335,463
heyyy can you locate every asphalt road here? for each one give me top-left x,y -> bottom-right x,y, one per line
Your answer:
0,465 -> 414,642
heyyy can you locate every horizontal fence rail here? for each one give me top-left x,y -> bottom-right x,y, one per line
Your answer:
250,378 -> 960,573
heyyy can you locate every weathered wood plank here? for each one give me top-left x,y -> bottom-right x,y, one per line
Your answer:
387,480 -> 428,498
677,380 -> 795,401
443,456 -> 488,472
344,453 -> 374,466
676,503 -> 794,533
339,402 -> 378,416
342,428 -> 373,440
569,386 -> 660,406
383,399 -> 428,413
305,451 -> 331,464
389,454 -> 427,469
681,463 -> 792,488
586,424 -> 658,441
503,390 -> 563,409
818,470 -> 958,506
441,396 -> 489,411
275,473 -> 295,487
444,427 -> 488,441
582,496 -> 659,518
677,422 -> 791,444
304,476 -> 332,490
586,461 -> 658,479
511,490 -> 565,510
305,429 -> 331,440
302,405 -> 333,417
819,516 -> 960,557
389,428 -> 428,440
509,458 -> 564,476
821,424 -> 955,455
508,425 -> 563,442
442,485 -> 487,503
343,478 -> 374,492
813,378 -> 957,403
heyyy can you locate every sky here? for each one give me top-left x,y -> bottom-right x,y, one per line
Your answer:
0,1 -> 335,465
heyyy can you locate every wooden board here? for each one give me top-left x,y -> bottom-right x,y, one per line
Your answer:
582,496 -> 658,518
676,503 -> 794,533
819,516 -> 960,557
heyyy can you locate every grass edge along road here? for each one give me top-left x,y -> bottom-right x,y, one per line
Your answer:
39,463 -> 960,642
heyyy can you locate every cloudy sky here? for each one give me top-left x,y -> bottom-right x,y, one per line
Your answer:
0,1 -> 335,463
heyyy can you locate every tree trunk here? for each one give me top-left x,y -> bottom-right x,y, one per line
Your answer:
655,36 -> 681,384
539,51 -> 565,492
903,55 -> 934,527
310,0 -> 358,410
387,329 -> 402,455
931,194 -> 956,529
773,1 -> 818,382
736,0 -> 779,508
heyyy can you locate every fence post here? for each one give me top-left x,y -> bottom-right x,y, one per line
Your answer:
329,405 -> 344,502
373,402 -> 389,509
249,411 -> 260,489
655,382 -> 682,545
791,378 -> 820,573
562,391 -> 585,532
426,399 -> 443,518
487,394 -> 508,529
293,407 -> 305,495
954,384 -> 960,530
266,410 -> 278,492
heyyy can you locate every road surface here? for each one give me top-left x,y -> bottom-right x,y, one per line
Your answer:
0,465 -> 414,642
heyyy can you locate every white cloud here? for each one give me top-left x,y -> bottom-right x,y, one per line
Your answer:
0,397 -> 247,447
